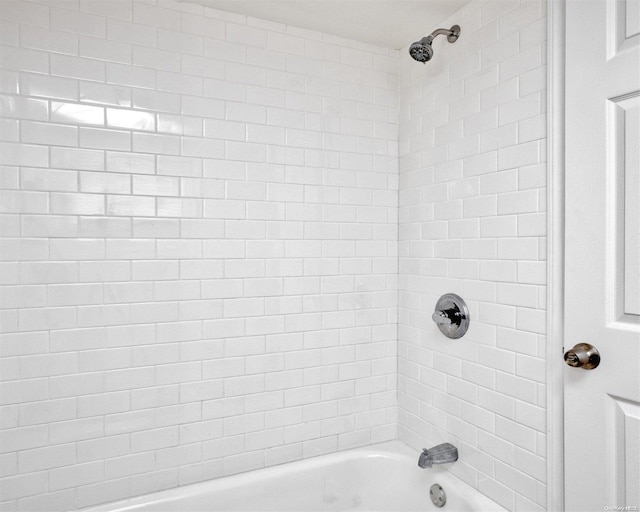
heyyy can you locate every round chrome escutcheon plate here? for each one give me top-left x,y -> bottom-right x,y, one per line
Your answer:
430,483 -> 446,508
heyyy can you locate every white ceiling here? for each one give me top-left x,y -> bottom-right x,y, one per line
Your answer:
186,1 -> 471,49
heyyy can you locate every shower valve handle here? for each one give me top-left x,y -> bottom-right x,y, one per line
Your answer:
432,294 -> 470,339
431,309 -> 457,327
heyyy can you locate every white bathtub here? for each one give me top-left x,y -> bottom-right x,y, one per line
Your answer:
83,441 -> 505,512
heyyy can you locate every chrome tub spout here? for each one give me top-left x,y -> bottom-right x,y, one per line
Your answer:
418,443 -> 458,468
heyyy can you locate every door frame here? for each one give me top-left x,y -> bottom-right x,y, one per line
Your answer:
547,0 -> 566,510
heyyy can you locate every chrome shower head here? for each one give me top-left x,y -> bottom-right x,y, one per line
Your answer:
409,25 -> 460,64
409,37 -> 434,63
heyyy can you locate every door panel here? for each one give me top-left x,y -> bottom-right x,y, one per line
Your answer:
619,96 -> 639,316
609,396 -> 640,507
612,0 -> 640,55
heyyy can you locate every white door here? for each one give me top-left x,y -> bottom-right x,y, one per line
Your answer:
565,0 -> 640,510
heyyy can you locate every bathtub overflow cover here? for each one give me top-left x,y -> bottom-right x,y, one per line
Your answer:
430,483 -> 446,508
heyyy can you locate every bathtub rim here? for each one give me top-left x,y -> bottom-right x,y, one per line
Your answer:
80,440 -> 506,512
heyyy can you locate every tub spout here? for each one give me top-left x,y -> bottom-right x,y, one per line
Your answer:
418,443 -> 458,468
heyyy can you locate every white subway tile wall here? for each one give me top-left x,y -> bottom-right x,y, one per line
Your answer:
397,1 -> 546,511
0,0 -> 399,508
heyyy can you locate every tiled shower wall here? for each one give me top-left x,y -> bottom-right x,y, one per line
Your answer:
0,1 -> 399,509
397,1 -> 547,511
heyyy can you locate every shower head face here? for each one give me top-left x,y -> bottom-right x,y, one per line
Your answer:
409,39 -> 433,63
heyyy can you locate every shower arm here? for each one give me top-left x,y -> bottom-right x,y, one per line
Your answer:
430,28 -> 454,38
425,25 -> 461,44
